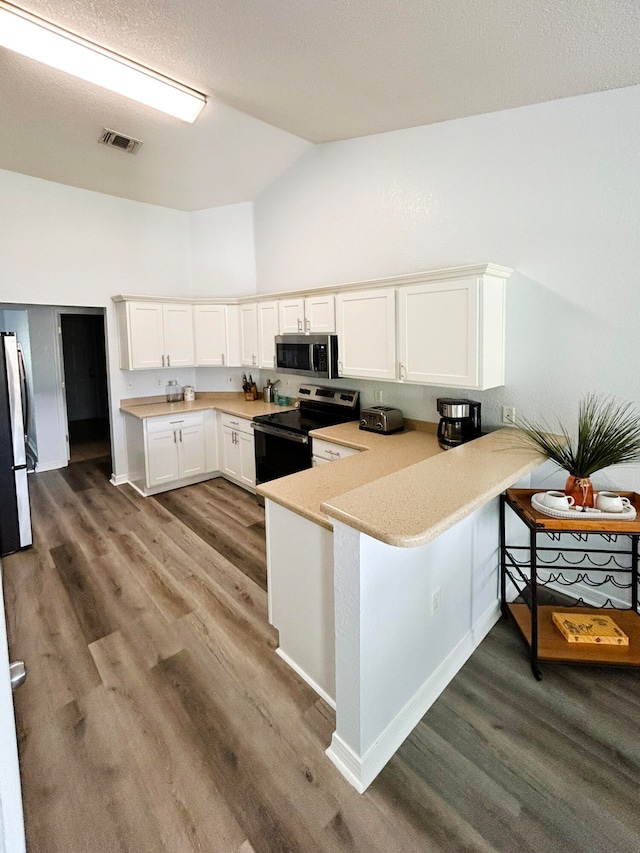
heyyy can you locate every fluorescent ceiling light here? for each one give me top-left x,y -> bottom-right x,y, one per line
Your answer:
0,1 -> 206,122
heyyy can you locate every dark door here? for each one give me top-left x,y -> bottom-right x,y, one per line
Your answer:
60,314 -> 110,458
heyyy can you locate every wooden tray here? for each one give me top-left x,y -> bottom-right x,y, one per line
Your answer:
506,489 -> 640,533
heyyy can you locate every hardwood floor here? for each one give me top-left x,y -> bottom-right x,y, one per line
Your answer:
4,459 -> 640,852
68,417 -> 111,463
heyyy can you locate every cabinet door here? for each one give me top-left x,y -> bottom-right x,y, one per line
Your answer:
279,298 -> 305,334
145,430 -> 179,487
194,305 -> 227,366
238,430 -> 256,487
335,288 -> 396,380
397,279 -> 479,387
221,426 -> 241,479
257,301 -> 279,369
178,423 -> 206,478
305,294 -> 335,333
127,302 -> 165,369
239,303 -> 258,367
162,304 -> 195,367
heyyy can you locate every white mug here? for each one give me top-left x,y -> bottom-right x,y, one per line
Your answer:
542,490 -> 575,510
595,491 -> 631,513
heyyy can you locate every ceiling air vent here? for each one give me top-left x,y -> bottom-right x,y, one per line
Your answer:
99,129 -> 142,154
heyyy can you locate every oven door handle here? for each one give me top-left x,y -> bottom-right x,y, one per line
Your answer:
252,422 -> 309,444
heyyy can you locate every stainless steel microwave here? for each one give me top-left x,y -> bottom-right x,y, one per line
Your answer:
274,334 -> 339,379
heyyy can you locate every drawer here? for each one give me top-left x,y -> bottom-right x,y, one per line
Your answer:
311,438 -> 360,462
145,412 -> 204,434
220,412 -> 253,434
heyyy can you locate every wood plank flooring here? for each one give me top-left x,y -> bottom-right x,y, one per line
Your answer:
3,458 -> 640,852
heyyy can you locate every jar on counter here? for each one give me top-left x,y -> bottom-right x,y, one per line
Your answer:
165,380 -> 183,402
183,385 -> 195,402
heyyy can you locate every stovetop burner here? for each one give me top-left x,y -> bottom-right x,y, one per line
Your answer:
253,383 -> 360,435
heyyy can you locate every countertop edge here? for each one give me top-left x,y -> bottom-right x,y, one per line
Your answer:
323,456 -> 542,547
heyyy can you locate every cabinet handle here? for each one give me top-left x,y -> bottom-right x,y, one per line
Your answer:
167,354 -> 171,367
173,430 -> 177,443
273,355 -> 276,367
179,429 -> 183,442
399,362 -> 405,380
230,420 -> 239,426
305,318 -> 310,333
327,449 -> 340,456
252,354 -> 257,366
297,319 -> 302,333
338,359 -> 343,376
221,353 -> 225,365
162,354 -> 165,367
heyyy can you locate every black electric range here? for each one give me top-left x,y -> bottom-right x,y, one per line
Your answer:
253,384 -> 359,487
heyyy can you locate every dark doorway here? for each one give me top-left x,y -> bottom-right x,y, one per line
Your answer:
60,313 -> 111,463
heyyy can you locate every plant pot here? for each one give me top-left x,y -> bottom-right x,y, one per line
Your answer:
565,475 -> 595,508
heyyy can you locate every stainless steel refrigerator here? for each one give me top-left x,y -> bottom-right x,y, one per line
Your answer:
0,332 -> 32,557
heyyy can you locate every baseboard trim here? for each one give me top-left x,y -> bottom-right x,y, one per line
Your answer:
114,471 -> 222,496
327,601 -> 501,792
110,473 -> 128,486
275,648 -> 336,710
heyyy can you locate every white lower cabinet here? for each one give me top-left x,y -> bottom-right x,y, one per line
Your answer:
145,413 -> 206,488
220,413 -> 256,489
124,410 -> 218,496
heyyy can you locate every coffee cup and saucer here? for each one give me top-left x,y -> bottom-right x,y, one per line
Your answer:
540,490 -> 575,511
594,491 -> 632,513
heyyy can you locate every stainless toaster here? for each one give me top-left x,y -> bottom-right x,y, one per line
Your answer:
359,406 -> 404,434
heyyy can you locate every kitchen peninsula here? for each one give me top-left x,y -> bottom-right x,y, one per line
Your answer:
257,425 -> 543,792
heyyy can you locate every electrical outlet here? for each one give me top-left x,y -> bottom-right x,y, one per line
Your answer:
373,389 -> 382,404
157,378 -> 163,388
431,588 -> 441,614
227,375 -> 234,385
502,406 -> 516,425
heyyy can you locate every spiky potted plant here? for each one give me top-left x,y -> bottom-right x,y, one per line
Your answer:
515,395 -> 640,507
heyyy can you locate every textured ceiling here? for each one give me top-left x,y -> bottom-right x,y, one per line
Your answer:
1,0 -> 639,210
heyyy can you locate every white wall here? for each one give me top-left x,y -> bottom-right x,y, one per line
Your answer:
189,202 -> 257,297
0,170 -> 259,477
253,85 -> 640,490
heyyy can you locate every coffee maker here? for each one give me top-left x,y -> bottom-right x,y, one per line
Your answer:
436,398 -> 482,450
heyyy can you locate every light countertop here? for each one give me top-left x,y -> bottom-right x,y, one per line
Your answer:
257,424 -> 543,547
120,395 -> 543,549
120,392 -> 293,420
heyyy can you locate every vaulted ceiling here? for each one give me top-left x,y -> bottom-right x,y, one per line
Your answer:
1,0 -> 639,210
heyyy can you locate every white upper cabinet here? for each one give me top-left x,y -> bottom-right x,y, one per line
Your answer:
162,304 -> 195,367
397,274 -> 506,389
279,294 -> 335,334
194,304 -> 228,366
304,294 -> 335,333
117,300 -> 194,370
257,301 -> 280,369
193,304 -> 241,367
335,288 -> 396,380
114,265 -> 510,384
279,298 -> 305,334
239,302 -> 259,367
